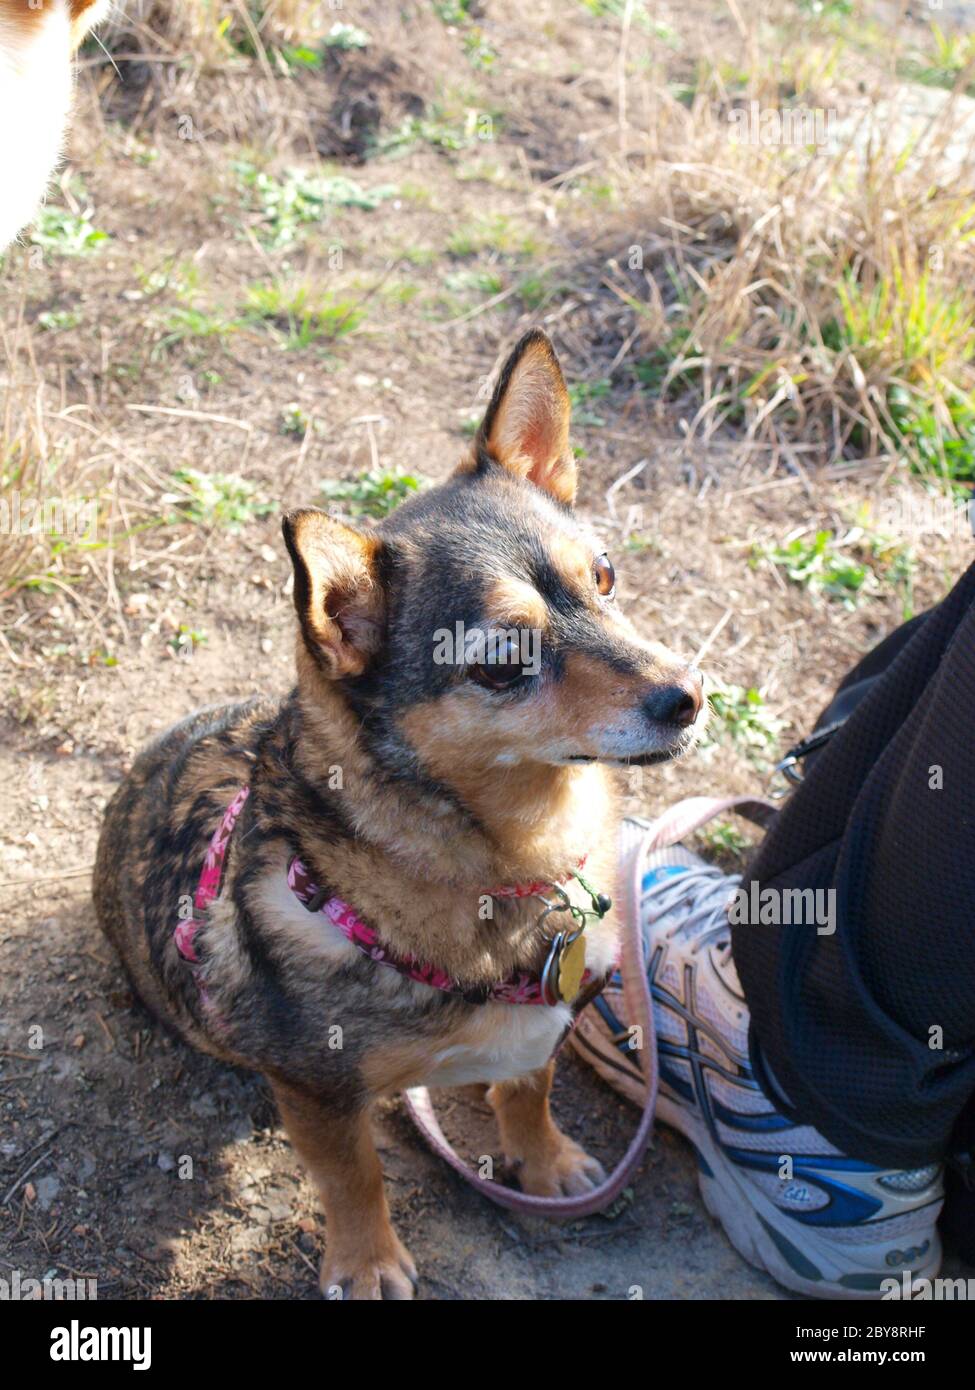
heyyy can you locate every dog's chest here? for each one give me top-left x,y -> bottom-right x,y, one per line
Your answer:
421,1000 -> 573,1088
421,905 -> 619,1088
247,864 -> 616,1087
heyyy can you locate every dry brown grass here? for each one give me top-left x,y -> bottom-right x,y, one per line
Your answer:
540,1 -> 975,481
0,320 -> 110,636
0,327 -> 48,603
99,0 -> 338,62
85,1 -> 446,155
582,92 -> 975,472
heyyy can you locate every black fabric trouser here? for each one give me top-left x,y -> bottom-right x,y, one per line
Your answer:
732,561 -> 975,1173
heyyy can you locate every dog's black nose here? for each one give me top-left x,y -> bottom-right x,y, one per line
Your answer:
644,673 -> 703,728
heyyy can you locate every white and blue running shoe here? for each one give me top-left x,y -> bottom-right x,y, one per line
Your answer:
572,818 -> 944,1299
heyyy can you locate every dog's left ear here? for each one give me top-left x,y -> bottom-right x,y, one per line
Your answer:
282,509 -> 385,678
473,329 -> 576,505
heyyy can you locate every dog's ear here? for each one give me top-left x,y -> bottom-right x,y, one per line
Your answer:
474,329 -> 576,505
282,509 -> 385,678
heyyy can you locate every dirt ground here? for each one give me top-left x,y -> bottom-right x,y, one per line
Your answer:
2,0 -> 973,1300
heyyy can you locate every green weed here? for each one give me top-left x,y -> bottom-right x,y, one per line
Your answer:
320,468 -> 424,519
165,469 -> 275,531
244,281 -> 364,347
704,681 -> 786,767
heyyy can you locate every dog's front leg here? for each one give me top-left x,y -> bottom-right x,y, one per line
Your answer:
272,1080 -> 417,1300
488,1060 -> 606,1198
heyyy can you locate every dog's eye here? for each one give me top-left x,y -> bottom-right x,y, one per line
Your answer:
594,553 -> 616,598
468,635 -> 530,691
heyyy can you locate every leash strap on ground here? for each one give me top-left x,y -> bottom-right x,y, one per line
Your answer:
403,793 -> 778,1218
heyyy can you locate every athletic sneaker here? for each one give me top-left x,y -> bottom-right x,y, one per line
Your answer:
572,817 -> 944,1300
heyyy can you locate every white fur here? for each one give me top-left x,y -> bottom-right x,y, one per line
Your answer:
0,0 -> 74,251
422,1000 -> 572,1088
253,870 -> 361,966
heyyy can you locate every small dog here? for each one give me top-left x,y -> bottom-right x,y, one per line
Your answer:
94,330 -> 704,1299
0,0 -> 108,251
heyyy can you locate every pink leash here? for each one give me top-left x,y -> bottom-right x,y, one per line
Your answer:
403,793 -> 777,1218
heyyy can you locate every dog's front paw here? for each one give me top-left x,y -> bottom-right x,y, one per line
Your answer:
320,1234 -> 418,1301
513,1131 -> 606,1199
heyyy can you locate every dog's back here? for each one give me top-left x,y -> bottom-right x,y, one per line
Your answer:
94,697 -> 278,1056
0,0 -> 107,250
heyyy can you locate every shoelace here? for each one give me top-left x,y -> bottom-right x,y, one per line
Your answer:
643,862 -> 742,955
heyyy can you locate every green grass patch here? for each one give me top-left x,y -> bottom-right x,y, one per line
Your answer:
826,266 -> 975,484
168,624 -> 207,657
753,528 -> 870,606
446,213 -> 540,258
567,379 -> 612,427
37,310 -> 82,332
244,281 -> 364,347
797,0 -> 853,18
376,107 -> 499,156
752,521 -> 917,614
579,0 -> 680,41
897,23 -> 975,94
164,469 -> 275,531
280,403 -> 311,437
888,388 -> 975,488
29,204 -> 108,256
703,681 -> 786,769
153,305 -> 239,357
444,268 -> 505,296
234,162 -> 396,247
322,21 -> 370,51
695,819 -> 753,867
320,468 -> 424,519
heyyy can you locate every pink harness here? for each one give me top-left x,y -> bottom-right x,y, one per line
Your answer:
174,786 -> 596,1005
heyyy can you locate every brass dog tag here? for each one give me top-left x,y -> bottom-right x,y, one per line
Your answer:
536,891 -> 587,1005
557,930 -> 587,1001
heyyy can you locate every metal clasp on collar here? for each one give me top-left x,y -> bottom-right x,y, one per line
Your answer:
532,885 -> 572,924
533,887 -> 586,1007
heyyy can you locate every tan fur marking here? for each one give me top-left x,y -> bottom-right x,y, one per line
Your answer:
2,2 -> 48,37
483,576 -> 549,630
489,1061 -> 606,1197
67,0 -> 107,48
453,448 -> 477,476
360,1001 -> 568,1095
286,658 -> 623,986
401,697 -> 613,861
401,637 -> 691,777
549,532 -> 595,597
555,649 -> 655,728
271,1083 -> 416,1300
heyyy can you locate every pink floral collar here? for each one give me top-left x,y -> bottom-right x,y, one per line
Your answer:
174,786 -> 597,1007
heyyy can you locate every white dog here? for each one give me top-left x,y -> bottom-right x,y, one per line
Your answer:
0,0 -> 109,250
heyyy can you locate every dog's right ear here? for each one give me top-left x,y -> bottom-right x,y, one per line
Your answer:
468,329 -> 576,505
282,509 -> 385,678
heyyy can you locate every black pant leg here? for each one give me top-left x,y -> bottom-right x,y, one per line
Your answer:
732,561 -> 975,1169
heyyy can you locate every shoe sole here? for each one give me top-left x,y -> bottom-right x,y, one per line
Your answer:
656,1091 -> 943,1301
572,1018 -> 942,1299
